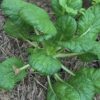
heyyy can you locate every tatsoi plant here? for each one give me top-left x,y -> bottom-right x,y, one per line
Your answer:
1,0 -> 100,99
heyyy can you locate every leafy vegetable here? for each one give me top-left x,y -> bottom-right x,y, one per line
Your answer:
47,82 -> 80,100
59,4 -> 100,61
60,37 -> 91,52
56,15 -> 77,40
29,50 -> 61,75
4,19 -> 33,39
60,37 -> 100,61
0,57 -> 27,90
77,4 -> 100,40
65,0 -> 83,10
47,68 -> 100,100
51,0 -> 63,16
51,0 -> 82,16
1,0 -> 100,99
19,4 -> 57,39
1,0 -> 26,20
1,0 -> 57,41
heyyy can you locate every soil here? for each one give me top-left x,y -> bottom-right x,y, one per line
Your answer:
0,0 -> 100,100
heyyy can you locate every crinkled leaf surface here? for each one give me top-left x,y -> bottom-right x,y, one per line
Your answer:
51,0 -> 63,16
1,0 -> 26,20
59,5 -> 100,61
60,37 -> 100,61
77,4 -> 100,40
56,15 -> 77,40
91,42 -> 100,59
68,68 -> 95,100
29,50 -> 61,75
59,0 -> 78,16
4,19 -> 33,39
65,0 -> 83,10
1,0 -> 34,40
47,82 -> 80,100
0,57 -> 27,90
61,38 -> 94,53
19,3 -> 57,39
77,68 -> 100,93
2,0 -> 57,40
51,0 -> 82,16
47,68 -> 100,100
47,88 -> 57,100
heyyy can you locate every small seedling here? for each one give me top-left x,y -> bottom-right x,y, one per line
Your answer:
1,0 -> 100,99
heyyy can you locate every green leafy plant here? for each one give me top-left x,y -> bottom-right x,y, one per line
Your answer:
92,0 -> 100,4
1,0 -> 100,99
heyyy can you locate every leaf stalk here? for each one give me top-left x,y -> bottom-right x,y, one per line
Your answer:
61,65 -> 75,76
55,53 -> 82,58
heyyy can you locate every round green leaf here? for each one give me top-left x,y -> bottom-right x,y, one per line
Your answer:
29,51 -> 61,75
56,15 -> 77,41
0,57 -> 27,90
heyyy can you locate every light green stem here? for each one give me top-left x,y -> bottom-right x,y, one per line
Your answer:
47,76 -> 55,94
80,28 -> 91,38
61,65 -> 75,76
34,29 -> 40,35
25,39 -> 39,48
19,64 -> 30,71
13,64 -> 30,75
55,53 -> 82,58
54,74 -> 65,83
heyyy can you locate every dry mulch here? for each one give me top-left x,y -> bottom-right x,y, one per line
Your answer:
0,0 -> 100,100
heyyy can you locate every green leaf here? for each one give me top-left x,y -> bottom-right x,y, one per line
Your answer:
47,81 -> 94,100
29,50 -> 61,75
56,15 -> 77,40
70,68 -> 100,93
1,0 -> 26,20
68,69 -> 95,100
77,4 -> 100,40
60,37 -> 94,53
65,0 -> 83,10
60,37 -> 100,61
4,19 -> 33,39
47,68 -> 100,100
92,0 -> 100,4
0,57 -> 27,90
51,0 -> 82,16
1,0 -> 34,40
47,87 -> 57,100
91,42 -> 100,59
2,0 -> 57,41
59,0 -> 78,16
51,0 -> 64,17
77,42 -> 100,61
47,82 -> 80,100
19,3 -> 57,40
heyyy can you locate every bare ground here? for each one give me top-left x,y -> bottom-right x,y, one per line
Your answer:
0,0 -> 100,100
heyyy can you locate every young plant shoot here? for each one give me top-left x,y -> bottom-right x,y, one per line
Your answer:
1,0 -> 100,99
